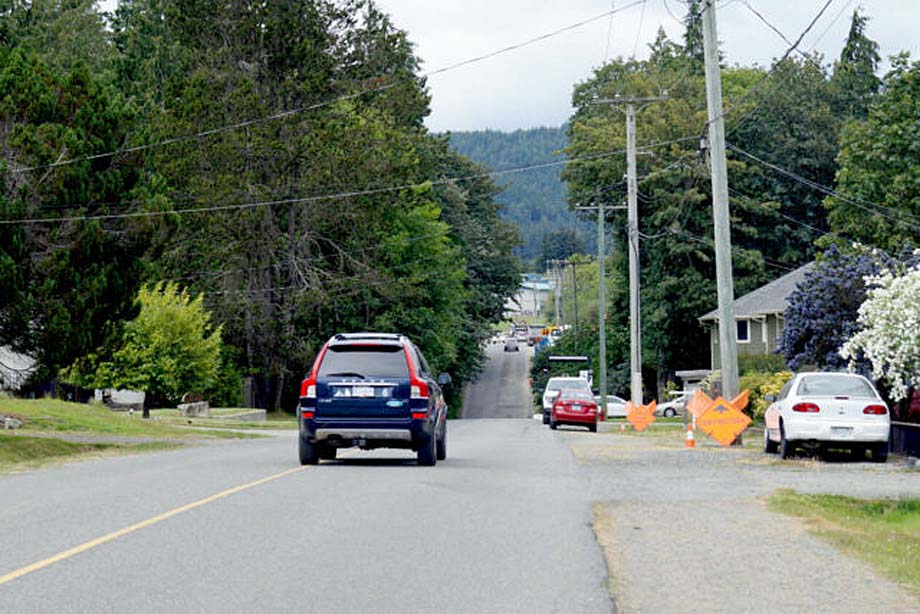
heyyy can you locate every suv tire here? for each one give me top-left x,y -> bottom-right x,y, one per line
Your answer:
299,437 -> 319,465
418,434 -> 437,466
436,426 -> 447,461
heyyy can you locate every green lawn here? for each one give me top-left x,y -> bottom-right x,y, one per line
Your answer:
0,398 -> 258,439
0,434 -> 182,472
770,489 -> 920,595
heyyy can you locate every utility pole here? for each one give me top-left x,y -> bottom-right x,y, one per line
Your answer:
702,0 -> 740,403
553,259 -> 563,328
593,95 -> 667,405
576,203 -> 625,418
569,259 -> 580,344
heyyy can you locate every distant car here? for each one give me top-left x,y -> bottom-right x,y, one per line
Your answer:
655,392 -> 693,417
763,372 -> 890,461
542,376 -> 592,424
504,337 -> 519,352
601,395 -> 628,419
297,332 -> 450,466
550,389 -> 600,432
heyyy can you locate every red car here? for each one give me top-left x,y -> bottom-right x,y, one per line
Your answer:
550,389 -> 600,432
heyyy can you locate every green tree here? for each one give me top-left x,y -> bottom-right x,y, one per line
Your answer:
830,10 -> 881,120
539,228 -> 586,270
0,49 -> 145,383
106,0 -> 518,411
69,282 -> 223,414
826,55 -> 920,250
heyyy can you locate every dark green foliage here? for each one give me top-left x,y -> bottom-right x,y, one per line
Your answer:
1,0 -> 519,412
539,227 -> 585,270
826,55 -> 920,250
0,48 -> 146,382
448,126 -> 592,266
562,24 -> 847,389
830,10 -> 881,120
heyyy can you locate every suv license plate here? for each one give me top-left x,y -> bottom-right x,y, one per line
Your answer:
353,386 -> 374,398
830,426 -> 853,438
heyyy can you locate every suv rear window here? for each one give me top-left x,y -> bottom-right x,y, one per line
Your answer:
318,345 -> 409,379
546,378 -> 590,392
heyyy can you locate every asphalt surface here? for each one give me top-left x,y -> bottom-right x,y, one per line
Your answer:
461,341 -> 534,419
0,343 -> 613,613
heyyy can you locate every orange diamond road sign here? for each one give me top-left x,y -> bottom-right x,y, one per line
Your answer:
696,395 -> 752,447
686,389 -> 713,420
626,400 -> 657,432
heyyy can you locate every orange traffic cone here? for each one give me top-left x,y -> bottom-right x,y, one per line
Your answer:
685,423 -> 695,448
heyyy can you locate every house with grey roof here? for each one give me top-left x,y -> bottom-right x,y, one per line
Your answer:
699,263 -> 812,370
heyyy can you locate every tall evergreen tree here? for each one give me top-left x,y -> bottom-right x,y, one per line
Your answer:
830,10 -> 881,120
683,0 -> 704,74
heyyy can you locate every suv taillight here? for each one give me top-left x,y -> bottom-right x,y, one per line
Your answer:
792,402 -> 820,413
863,405 -> 887,415
410,379 -> 429,400
300,379 -> 316,399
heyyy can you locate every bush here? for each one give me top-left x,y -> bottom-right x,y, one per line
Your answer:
739,370 -> 793,420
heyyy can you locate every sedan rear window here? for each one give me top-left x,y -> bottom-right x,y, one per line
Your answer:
318,345 -> 409,379
796,375 -> 877,398
560,390 -> 594,401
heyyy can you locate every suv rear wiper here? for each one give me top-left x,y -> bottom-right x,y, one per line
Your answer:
325,372 -> 365,379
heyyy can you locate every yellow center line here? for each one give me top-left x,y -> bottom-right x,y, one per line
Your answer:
0,462 -> 316,586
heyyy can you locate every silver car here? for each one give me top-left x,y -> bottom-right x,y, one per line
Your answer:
763,372 -> 890,461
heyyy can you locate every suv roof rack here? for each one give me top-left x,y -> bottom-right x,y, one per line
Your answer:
331,332 -> 403,342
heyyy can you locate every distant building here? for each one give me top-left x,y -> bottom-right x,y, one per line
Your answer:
0,346 -> 38,391
699,264 -> 812,370
505,273 -> 554,318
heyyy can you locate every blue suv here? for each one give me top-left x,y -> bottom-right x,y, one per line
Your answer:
298,333 -> 451,466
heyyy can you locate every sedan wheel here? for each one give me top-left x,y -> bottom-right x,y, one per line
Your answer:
663,408 -> 676,418
763,427 -> 778,454
549,420 -> 558,430
870,442 -> 889,463
779,424 -> 795,460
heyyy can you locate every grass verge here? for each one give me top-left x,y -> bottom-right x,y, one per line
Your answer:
769,489 -> 920,595
0,434 -> 182,473
153,408 -> 297,430
0,398 -> 259,439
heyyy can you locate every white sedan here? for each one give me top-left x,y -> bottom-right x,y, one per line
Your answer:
763,372 -> 890,461
600,395 -> 628,418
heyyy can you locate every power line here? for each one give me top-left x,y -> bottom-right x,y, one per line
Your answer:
739,1 -> 826,72
7,1 -> 646,176
727,142 -> 920,232
698,0 -> 835,134
632,0 -> 648,57
604,1 -> 617,62
0,136 -> 698,225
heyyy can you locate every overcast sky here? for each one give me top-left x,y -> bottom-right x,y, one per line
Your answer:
372,0 -> 920,132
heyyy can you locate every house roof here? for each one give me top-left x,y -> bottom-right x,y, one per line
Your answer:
699,262 -> 813,322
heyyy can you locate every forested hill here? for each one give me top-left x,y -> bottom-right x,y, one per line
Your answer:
448,127 -> 590,266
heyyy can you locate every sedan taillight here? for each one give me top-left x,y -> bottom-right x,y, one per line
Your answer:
792,402 -> 820,413
863,405 -> 888,415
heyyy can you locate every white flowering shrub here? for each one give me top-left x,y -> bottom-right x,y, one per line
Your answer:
840,266 -> 920,401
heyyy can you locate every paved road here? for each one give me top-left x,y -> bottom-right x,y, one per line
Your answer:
462,342 -> 533,419
0,344 -> 613,613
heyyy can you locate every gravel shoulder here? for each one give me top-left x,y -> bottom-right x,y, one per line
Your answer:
564,427 -> 920,613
